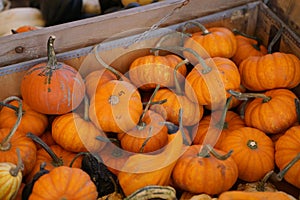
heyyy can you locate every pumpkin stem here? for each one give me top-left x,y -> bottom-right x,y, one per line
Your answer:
47,35 -> 58,67
9,148 -> 24,177
27,132 -> 64,167
238,100 -> 248,120
151,46 -> 212,74
215,96 -> 233,130
247,139 -> 258,149
256,170 -> 274,191
174,58 -> 189,96
198,144 -> 233,160
294,98 -> 300,124
69,152 -> 89,167
138,84 -> 160,127
182,21 -> 211,35
227,89 -> 271,103
276,152 -> 300,181
83,95 -> 90,121
139,126 -> 153,153
178,108 -> 190,145
267,27 -> 283,54
93,46 -> 123,80
232,29 -> 263,51
142,99 -> 167,106
0,96 -> 23,151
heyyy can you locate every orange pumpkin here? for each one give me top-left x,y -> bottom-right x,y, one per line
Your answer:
219,127 -> 274,182
172,144 -> 238,195
21,35 -> 86,115
183,22 -> 237,60
275,125 -> 300,188
239,52 -> 300,91
128,54 -> 187,90
89,80 -> 143,134
29,166 -> 98,200
0,99 -> 48,136
218,191 -> 295,200
12,25 -> 38,33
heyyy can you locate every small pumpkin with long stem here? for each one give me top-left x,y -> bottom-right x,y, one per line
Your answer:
0,148 -> 24,200
171,144 -> 237,195
219,126 -> 274,182
0,96 -> 37,176
183,21 -> 237,60
29,166 -> 98,200
231,29 -> 268,66
25,133 -> 82,183
229,89 -> 298,134
151,59 -> 204,126
0,99 -> 48,136
52,95 -> 107,153
239,29 -> 300,91
120,85 -> 169,153
21,35 -> 86,115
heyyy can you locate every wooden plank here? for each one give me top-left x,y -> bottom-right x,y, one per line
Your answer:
0,0 -> 257,67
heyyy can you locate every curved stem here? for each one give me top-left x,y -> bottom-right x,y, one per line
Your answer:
83,95 -> 90,121
151,46 -> 212,74
27,132 -> 63,167
182,21 -> 211,35
178,108 -> 189,145
139,126 -> 153,153
215,96 -> 232,130
142,99 -> 167,106
276,153 -> 300,181
0,101 -> 18,112
256,170 -> 274,191
93,45 -> 123,80
0,96 -> 23,151
69,152 -> 89,167
9,148 -> 24,177
232,29 -> 262,51
267,27 -> 283,54
47,35 -> 58,68
228,89 -> 271,103
174,59 -> 189,95
197,144 -> 233,160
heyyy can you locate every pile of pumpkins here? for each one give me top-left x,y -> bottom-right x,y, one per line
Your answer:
0,21 -> 300,200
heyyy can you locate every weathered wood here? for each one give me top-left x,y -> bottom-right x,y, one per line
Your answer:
0,0 -> 256,67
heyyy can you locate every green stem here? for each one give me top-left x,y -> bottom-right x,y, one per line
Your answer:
214,96 -> 233,130
197,144 -> 233,160
182,21 -> 211,35
232,29 -> 263,51
0,96 -> 23,151
47,35 -> 58,68
151,46 -> 212,74
276,153 -> 300,181
174,59 -> 189,95
69,152 -> 89,167
256,170 -> 274,191
27,132 -> 63,167
227,89 -> 271,103
267,28 -> 283,54
139,126 -> 153,153
9,148 -> 24,177
178,108 -> 189,145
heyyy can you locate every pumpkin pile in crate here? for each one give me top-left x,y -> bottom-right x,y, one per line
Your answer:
0,21 -> 300,200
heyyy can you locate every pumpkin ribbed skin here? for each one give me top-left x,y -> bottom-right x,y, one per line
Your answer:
244,89 -> 298,134
89,80 -> 143,134
0,129 -> 36,176
0,162 -> 22,200
218,191 -> 294,200
29,166 -> 98,200
0,100 -> 48,136
275,126 -> 300,188
185,57 -> 240,107
151,88 -> 204,126
128,54 -> 187,90
172,145 -> 238,195
184,27 -> 237,59
220,127 -> 274,182
192,111 -> 245,149
232,35 -> 268,66
239,52 -> 300,91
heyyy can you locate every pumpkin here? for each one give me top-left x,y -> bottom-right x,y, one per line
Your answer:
128,54 -> 187,90
0,148 -> 23,200
121,0 -> 158,7
183,22 -> 237,60
151,59 -> 204,126
239,52 -> 300,91
180,192 -> 216,200
0,96 -> 37,176
26,133 -> 82,183
185,57 -> 240,108
172,144 -> 238,195
29,166 -> 98,200
21,35 -> 86,115
89,79 -> 143,134
219,127 -> 274,182
275,125 -> 300,188
0,99 -> 48,136
218,191 -> 296,200
52,96 -> 107,153
231,29 -> 268,66
191,97 -> 245,149
11,25 -> 38,34
118,124 -> 185,196
236,89 -> 298,134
